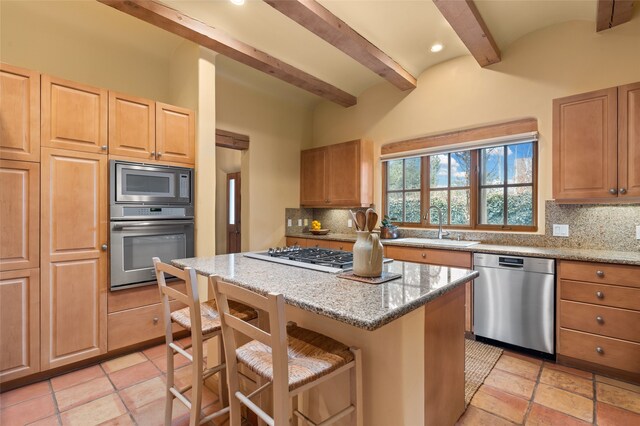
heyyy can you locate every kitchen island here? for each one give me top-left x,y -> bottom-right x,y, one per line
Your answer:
173,254 -> 479,425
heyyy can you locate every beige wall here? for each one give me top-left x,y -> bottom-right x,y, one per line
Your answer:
215,147 -> 243,255
312,20 -> 640,233
216,74 -> 314,250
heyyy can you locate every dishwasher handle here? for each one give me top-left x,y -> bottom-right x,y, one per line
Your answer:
497,257 -> 525,268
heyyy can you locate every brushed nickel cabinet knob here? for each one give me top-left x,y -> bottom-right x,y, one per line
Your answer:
596,316 -> 604,324
151,151 -> 155,156
421,253 -> 426,258
619,188 -> 627,194
609,188 -> 617,194
153,317 -> 159,325
596,270 -> 605,278
101,244 -> 108,251
157,152 -> 163,157
596,346 -> 604,354
100,145 -> 107,151
596,291 -> 604,299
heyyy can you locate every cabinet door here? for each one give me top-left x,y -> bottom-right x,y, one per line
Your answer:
108,91 -> 155,161
0,268 -> 40,383
41,75 -> 107,154
553,88 -> 618,200
300,148 -> 327,206
0,63 -> 40,162
41,148 -> 107,369
618,82 -> 640,199
0,160 -> 39,271
156,102 -> 195,165
327,140 -> 361,206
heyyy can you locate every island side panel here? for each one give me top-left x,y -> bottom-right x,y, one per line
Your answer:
424,285 -> 466,425
285,304 -> 426,426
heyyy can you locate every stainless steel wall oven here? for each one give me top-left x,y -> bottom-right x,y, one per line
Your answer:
110,160 -> 194,290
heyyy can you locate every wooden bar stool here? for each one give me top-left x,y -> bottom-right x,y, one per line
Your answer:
210,275 -> 363,426
153,258 -> 258,426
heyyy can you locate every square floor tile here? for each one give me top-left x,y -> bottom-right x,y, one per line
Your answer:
596,375 -> 640,394
150,353 -> 191,373
484,368 -> 536,399
470,384 -> 530,423
544,362 -> 593,380
539,367 -> 594,398
533,383 -> 593,422
109,360 -> 161,390
597,401 -> 640,426
59,394 -> 127,426
54,376 -> 114,412
0,381 -> 51,408
493,355 -> 541,381
118,376 -> 166,411
596,382 -> 640,414
51,365 -> 105,392
93,413 -> 135,426
525,403 -> 591,426
0,394 -> 56,426
456,406 -> 516,425
101,353 -> 147,374
130,396 -> 191,426
502,350 -> 544,366
142,344 -> 167,360
27,414 -> 61,425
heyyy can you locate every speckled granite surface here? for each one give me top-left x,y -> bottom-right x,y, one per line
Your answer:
285,232 -> 640,266
172,254 -> 478,331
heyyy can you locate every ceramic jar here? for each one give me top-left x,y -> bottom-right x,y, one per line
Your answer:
353,231 -> 384,277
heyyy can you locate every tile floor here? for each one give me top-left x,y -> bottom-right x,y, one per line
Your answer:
1,342 -> 639,425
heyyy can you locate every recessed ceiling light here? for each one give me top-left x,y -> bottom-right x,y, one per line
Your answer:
430,43 -> 444,53
230,0 -> 245,5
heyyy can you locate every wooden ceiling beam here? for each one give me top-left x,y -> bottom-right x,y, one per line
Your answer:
432,0 -> 500,67
97,0 -> 357,107
263,0 -> 417,91
596,0 -> 635,32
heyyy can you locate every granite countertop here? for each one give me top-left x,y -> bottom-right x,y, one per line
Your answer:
286,233 -> 640,266
172,254 -> 478,331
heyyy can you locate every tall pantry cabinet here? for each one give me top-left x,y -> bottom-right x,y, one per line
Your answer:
0,63 -> 41,382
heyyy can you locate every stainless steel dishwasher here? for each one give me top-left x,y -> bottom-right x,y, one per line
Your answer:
473,253 -> 555,354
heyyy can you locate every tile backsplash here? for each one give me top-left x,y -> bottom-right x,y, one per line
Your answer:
286,202 -> 640,252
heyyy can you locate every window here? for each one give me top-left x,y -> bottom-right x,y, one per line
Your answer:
383,141 -> 537,231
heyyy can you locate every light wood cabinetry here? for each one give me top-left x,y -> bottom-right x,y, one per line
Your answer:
553,82 -> 640,202
285,237 -> 308,248
0,160 -> 39,271
0,268 -> 40,383
155,102 -> 195,166
108,91 -> 155,160
557,260 -> 640,381
300,140 -> 373,207
41,75 -> 108,155
285,237 -> 353,251
40,148 -> 108,369
0,63 -> 40,162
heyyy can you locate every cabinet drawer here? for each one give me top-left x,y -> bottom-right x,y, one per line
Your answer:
558,328 -> 640,374
558,261 -> 640,288
560,300 -> 640,343
385,246 -> 472,268
108,280 -> 186,313
108,301 -> 184,351
324,240 -> 354,252
560,280 -> 640,311
285,237 -> 307,248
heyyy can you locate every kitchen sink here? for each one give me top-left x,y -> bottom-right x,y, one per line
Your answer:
391,238 -> 481,247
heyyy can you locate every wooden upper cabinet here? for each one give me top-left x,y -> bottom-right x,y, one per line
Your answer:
156,102 -> 195,166
0,268 -> 40,383
300,148 -> 327,206
553,88 -> 618,201
0,63 -> 40,162
0,160 -> 39,272
108,91 -> 155,160
40,148 -> 107,369
618,82 -> 640,200
41,75 -> 108,154
300,139 -> 373,208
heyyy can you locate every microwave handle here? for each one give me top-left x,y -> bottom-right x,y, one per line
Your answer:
112,220 -> 194,230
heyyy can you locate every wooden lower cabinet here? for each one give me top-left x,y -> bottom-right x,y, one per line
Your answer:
0,268 -> 40,383
558,260 -> 640,381
286,237 -> 354,252
285,237 -> 308,248
40,148 -> 108,369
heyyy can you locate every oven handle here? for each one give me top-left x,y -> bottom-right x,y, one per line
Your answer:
111,220 -> 194,230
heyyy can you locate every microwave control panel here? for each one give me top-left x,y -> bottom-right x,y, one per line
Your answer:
122,207 -> 187,217
180,174 -> 190,198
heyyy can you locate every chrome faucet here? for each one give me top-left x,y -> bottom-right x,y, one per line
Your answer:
428,206 -> 450,239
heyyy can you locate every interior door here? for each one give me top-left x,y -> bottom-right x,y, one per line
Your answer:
227,172 -> 241,254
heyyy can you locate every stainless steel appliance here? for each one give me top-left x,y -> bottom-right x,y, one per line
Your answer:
245,246 -> 392,273
473,253 -> 555,354
110,160 -> 194,290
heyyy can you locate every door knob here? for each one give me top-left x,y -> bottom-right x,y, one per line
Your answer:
609,188 -> 617,194
101,244 -> 108,251
596,291 -> 604,299
619,188 -> 627,194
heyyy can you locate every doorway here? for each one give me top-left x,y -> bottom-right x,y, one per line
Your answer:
226,172 -> 241,253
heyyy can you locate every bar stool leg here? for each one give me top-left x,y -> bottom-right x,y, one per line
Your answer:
291,394 -> 299,426
165,343 -> 175,425
217,336 -> 229,407
350,348 -> 363,426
